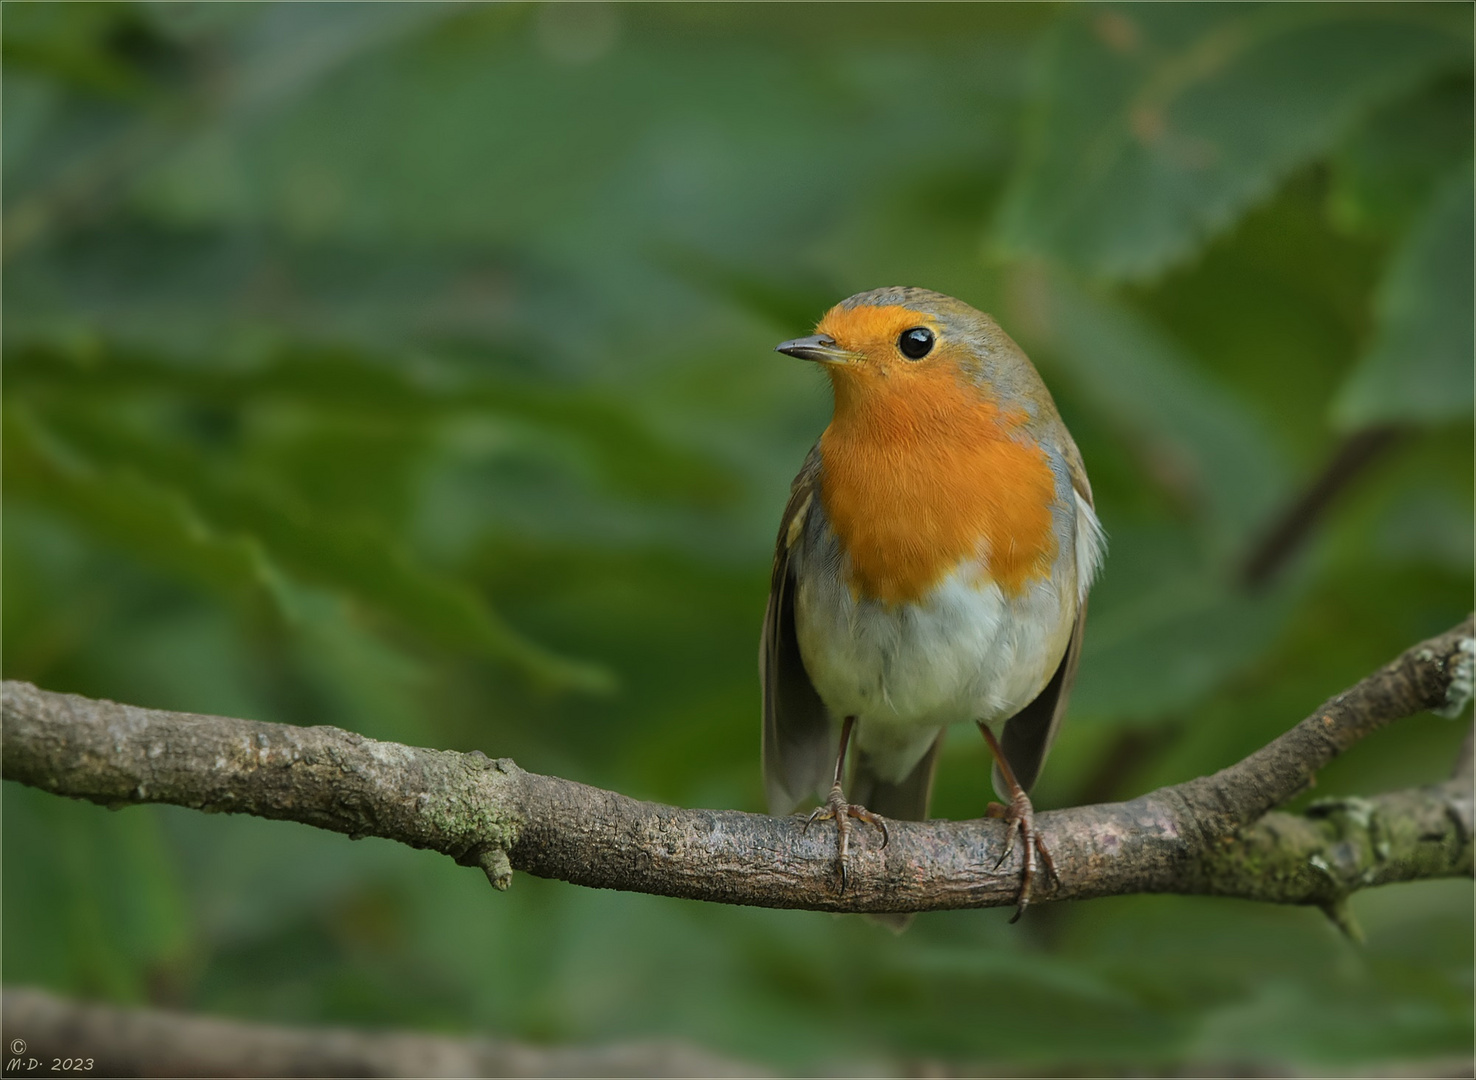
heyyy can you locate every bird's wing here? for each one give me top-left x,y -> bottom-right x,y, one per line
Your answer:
994,469 -> 1096,796
995,601 -> 1086,795
761,445 -> 834,814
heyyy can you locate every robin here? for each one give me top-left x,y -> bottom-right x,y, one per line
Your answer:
761,287 -> 1104,921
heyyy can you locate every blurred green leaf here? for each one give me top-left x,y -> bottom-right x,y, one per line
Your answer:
652,244 -> 839,331
6,340 -> 738,507
1009,267 -> 1287,545
1121,171 -> 1387,465
5,403 -> 612,694
993,4 -> 1469,279
4,405 -> 299,620
217,3 -> 468,118
3,783 -> 194,1003
1072,524 -> 1295,723
1328,76 -> 1473,237
0,3 -> 167,100
1332,159 -> 1475,429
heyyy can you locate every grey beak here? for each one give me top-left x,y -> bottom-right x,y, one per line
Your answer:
774,334 -> 857,364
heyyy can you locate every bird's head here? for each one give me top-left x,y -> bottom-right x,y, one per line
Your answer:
776,287 -> 1043,432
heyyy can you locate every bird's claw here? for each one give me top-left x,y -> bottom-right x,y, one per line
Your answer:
803,783 -> 888,891
987,793 -> 1056,922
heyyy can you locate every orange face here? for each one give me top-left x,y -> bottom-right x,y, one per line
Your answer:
811,303 -> 1058,606
815,304 -> 942,373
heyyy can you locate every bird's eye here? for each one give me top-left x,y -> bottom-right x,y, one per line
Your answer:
898,327 -> 934,360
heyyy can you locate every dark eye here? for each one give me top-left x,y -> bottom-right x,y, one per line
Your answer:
898,327 -> 934,360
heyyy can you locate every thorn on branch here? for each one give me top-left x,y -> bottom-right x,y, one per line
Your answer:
1317,897 -> 1365,943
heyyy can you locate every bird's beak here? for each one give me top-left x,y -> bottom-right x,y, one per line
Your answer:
774,334 -> 859,365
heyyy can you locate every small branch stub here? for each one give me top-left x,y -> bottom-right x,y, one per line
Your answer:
479,848 -> 514,891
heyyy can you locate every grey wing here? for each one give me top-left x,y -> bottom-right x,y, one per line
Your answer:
761,446 -> 833,814
993,469 -> 1096,798
994,602 -> 1086,796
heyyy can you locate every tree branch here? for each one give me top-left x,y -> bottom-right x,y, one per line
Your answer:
7,985 -> 1471,1079
0,986 -> 765,1078
3,619 -> 1472,915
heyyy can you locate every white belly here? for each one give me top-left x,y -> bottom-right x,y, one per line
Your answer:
793,561 -> 1074,782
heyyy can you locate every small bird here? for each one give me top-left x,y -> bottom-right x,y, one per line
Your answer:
761,287 -> 1104,920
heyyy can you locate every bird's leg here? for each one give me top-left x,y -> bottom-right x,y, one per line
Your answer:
801,715 -> 888,891
978,722 -> 1058,922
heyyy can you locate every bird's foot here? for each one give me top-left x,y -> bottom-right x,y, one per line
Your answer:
986,791 -> 1058,922
803,782 -> 889,891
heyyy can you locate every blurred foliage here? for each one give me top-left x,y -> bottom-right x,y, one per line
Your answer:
3,3 -> 1471,1073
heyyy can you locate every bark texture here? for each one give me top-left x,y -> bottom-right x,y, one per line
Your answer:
3,619 -> 1472,914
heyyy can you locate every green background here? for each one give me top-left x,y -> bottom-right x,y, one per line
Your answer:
4,3 -> 1472,1072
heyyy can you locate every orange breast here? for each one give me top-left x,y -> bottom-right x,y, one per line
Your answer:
818,359 -> 1058,606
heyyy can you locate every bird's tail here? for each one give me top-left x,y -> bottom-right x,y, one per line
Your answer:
850,732 -> 945,933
